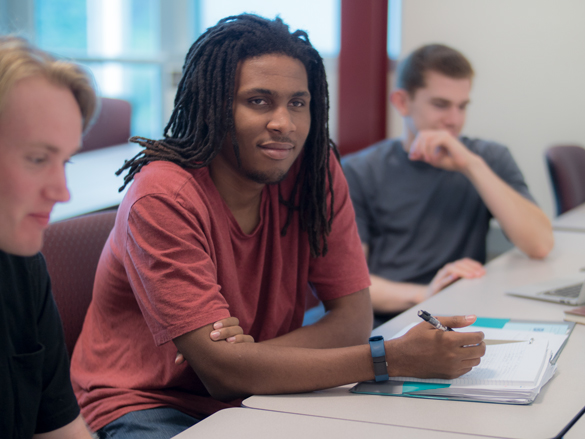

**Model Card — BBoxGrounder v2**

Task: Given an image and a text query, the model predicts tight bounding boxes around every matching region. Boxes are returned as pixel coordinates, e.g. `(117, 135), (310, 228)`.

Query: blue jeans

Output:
(97, 407), (200, 439)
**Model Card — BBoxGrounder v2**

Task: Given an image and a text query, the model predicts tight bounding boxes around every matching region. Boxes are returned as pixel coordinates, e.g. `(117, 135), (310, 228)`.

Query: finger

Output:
(457, 257), (483, 268)
(432, 273), (458, 293)
(408, 137), (424, 160)
(452, 259), (486, 277)
(437, 314), (477, 329)
(451, 259), (480, 271)
(227, 334), (255, 343)
(456, 340), (486, 358)
(421, 135), (441, 162)
(175, 352), (186, 365)
(444, 367), (474, 380)
(213, 316), (240, 330)
(447, 265), (481, 279)
(460, 357), (482, 369)
(210, 325), (244, 341)
(410, 132), (437, 160)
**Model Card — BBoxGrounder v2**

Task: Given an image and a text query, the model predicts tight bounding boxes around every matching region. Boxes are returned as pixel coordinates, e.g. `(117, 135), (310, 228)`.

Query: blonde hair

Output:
(0, 36), (97, 131)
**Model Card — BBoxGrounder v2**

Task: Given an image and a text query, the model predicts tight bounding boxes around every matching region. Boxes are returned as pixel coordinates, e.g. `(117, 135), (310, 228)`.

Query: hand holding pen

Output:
(390, 314), (485, 379)
(418, 310), (454, 331)
(418, 310), (520, 346)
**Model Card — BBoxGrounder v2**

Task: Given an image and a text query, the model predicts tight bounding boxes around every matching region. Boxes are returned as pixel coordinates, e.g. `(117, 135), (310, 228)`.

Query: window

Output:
(199, 0), (340, 57)
(3, 0), (342, 140)
(34, 0), (163, 139)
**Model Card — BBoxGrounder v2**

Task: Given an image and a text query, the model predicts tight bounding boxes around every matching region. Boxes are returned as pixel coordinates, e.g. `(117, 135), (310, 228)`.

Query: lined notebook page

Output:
(393, 339), (549, 386)
(390, 324), (551, 386)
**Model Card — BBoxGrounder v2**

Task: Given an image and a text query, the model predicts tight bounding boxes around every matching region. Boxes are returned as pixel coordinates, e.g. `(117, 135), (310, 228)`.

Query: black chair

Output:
(41, 209), (117, 356)
(545, 144), (585, 216)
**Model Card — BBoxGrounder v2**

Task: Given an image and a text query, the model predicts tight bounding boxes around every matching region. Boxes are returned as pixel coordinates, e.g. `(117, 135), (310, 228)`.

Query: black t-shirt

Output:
(0, 250), (80, 438)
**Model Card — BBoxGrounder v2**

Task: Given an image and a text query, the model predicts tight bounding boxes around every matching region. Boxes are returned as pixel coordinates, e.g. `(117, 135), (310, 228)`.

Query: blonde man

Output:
(0, 36), (96, 439)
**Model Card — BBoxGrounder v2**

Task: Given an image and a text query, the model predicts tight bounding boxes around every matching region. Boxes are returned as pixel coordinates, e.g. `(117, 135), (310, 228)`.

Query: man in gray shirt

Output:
(342, 44), (553, 325)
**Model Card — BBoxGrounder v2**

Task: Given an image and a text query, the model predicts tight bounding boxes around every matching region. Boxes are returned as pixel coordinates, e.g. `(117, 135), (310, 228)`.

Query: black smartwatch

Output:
(368, 335), (389, 382)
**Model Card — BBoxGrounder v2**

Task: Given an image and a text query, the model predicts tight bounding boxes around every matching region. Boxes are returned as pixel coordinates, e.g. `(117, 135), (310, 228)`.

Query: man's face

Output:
(214, 53), (311, 186)
(0, 75), (82, 256)
(398, 70), (472, 138)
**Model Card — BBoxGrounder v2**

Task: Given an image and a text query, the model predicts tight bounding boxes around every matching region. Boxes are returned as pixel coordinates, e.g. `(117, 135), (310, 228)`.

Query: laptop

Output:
(506, 274), (585, 306)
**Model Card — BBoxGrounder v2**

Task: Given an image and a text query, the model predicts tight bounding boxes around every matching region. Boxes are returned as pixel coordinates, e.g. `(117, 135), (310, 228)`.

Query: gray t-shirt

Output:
(342, 137), (535, 284)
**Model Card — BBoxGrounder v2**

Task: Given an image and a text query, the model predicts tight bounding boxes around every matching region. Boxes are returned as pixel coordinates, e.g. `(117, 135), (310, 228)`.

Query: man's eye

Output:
(433, 102), (448, 109)
(290, 100), (305, 107)
(28, 155), (48, 165)
(250, 98), (267, 105)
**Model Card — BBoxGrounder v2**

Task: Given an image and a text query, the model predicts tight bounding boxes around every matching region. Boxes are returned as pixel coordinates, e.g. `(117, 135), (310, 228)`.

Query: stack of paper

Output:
(352, 325), (567, 404)
(393, 337), (554, 404)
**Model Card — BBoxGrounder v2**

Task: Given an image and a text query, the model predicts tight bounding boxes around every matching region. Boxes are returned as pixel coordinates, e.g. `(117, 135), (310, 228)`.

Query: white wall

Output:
(391, 0), (585, 218)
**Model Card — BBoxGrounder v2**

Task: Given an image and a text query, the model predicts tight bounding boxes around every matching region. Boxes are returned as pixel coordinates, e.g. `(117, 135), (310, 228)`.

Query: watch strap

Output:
(368, 336), (389, 382)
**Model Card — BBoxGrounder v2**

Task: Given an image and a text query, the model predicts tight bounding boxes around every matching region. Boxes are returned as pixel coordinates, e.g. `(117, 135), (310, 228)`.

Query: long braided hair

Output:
(117, 14), (338, 257)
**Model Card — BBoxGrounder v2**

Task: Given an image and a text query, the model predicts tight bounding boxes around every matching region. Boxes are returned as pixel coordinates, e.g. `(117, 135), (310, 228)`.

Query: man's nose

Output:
(267, 106), (296, 134)
(444, 106), (464, 127)
(45, 166), (71, 203)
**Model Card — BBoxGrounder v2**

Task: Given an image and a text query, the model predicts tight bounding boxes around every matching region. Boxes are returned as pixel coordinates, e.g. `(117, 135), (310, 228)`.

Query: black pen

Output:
(418, 310), (454, 331)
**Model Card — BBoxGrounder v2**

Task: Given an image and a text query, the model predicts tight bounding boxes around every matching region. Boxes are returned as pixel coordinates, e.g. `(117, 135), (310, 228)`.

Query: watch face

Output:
(369, 335), (384, 342)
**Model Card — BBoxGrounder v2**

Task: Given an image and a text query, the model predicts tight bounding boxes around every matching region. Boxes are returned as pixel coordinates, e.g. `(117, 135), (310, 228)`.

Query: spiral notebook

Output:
(353, 319), (574, 404)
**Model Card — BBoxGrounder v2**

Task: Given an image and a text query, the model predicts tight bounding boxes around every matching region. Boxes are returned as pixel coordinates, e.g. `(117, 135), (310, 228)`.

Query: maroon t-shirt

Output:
(71, 152), (370, 430)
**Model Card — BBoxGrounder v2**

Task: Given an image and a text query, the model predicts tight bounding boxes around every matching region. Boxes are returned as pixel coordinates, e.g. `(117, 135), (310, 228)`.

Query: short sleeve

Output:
(309, 156), (371, 301)
(33, 255), (80, 434)
(123, 194), (230, 345)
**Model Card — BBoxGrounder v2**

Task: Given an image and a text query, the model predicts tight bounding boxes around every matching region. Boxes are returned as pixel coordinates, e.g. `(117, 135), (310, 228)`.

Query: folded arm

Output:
(174, 288), (375, 400)
(174, 302), (485, 401)
(261, 287), (372, 349)
(176, 290), (371, 364)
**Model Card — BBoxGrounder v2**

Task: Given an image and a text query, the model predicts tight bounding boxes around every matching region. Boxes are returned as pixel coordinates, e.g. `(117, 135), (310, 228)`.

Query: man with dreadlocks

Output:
(71, 15), (485, 438)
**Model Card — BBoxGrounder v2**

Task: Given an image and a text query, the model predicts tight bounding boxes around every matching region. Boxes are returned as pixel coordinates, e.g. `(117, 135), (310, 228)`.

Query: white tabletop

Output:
(172, 407), (489, 439)
(243, 231), (585, 439)
(553, 203), (585, 233)
(50, 143), (142, 223)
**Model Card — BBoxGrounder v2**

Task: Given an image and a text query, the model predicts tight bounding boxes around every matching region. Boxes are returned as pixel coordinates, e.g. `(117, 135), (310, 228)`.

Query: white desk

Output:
(553, 203), (585, 233)
(172, 407), (488, 439)
(50, 143), (142, 222)
(244, 231), (585, 439)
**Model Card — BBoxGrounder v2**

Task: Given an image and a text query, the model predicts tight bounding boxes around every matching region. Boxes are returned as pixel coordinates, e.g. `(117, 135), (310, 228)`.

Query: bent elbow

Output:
(202, 375), (252, 402)
(527, 238), (554, 260)
(207, 386), (250, 402)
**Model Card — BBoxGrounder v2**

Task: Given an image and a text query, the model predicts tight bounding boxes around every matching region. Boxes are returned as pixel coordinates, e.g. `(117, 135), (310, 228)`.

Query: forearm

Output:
(175, 315), (487, 401)
(370, 274), (427, 314)
(175, 329), (375, 401)
(464, 156), (553, 259)
(262, 288), (372, 349)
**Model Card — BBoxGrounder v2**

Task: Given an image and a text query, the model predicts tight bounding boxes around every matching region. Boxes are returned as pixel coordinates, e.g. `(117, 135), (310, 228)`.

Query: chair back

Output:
(82, 97), (132, 152)
(545, 145), (585, 216)
(41, 209), (117, 356)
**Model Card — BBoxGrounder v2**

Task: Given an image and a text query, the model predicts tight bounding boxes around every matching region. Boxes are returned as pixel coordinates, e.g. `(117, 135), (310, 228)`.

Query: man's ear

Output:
(390, 89), (411, 116)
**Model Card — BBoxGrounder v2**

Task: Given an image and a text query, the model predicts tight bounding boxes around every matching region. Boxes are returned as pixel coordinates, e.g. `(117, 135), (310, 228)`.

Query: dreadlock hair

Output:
(117, 14), (338, 257)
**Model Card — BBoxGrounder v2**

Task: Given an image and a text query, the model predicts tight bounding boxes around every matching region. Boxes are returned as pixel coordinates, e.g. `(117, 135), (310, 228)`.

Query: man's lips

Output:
(29, 212), (51, 226)
(258, 142), (294, 160)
